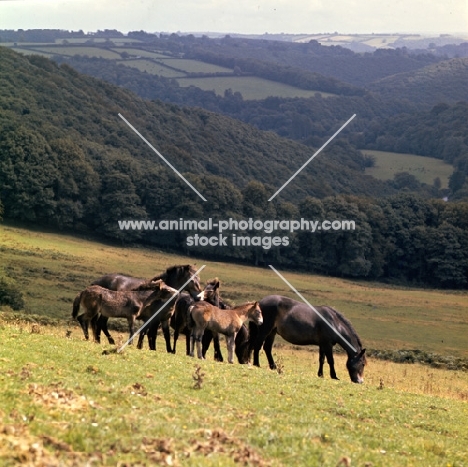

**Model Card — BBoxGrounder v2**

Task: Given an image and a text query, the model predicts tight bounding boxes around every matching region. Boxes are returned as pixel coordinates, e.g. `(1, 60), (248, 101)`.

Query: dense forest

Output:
(1, 36), (468, 288)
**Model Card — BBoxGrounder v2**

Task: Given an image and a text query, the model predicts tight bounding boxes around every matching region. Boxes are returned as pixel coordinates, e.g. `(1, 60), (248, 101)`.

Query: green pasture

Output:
(119, 59), (186, 78)
(1, 224), (467, 359)
(30, 46), (121, 59)
(1, 224), (468, 465)
(112, 48), (172, 59)
(0, 316), (467, 466)
(177, 76), (333, 100)
(363, 150), (453, 188)
(158, 58), (233, 74)
(7, 47), (54, 58)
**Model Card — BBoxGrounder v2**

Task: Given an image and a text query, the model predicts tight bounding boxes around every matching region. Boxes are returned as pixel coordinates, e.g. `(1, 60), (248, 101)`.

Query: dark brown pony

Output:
(75, 265), (200, 348)
(248, 295), (366, 383)
(171, 278), (250, 363)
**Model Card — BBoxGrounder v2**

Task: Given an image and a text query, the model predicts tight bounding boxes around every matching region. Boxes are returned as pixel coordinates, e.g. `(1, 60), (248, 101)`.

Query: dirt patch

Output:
(27, 382), (98, 412)
(186, 428), (270, 466)
(0, 423), (93, 466)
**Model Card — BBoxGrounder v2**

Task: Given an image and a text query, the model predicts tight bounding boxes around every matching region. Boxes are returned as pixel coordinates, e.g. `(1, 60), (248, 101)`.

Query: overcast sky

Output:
(1, 0), (467, 35)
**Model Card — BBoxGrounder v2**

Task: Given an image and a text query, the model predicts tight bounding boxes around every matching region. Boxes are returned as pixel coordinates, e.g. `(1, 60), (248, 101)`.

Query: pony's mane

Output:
(329, 306), (363, 349)
(152, 264), (198, 281)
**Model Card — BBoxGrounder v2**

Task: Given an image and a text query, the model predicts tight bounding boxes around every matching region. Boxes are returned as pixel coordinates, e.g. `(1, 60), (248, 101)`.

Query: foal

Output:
(73, 280), (177, 345)
(189, 301), (263, 364)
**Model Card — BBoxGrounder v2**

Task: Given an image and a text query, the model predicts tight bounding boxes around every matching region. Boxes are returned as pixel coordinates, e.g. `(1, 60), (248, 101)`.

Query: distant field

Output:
(112, 48), (172, 59)
(159, 58), (233, 74)
(363, 150), (453, 188)
(4, 42), (336, 100)
(31, 46), (122, 59)
(177, 76), (332, 100)
(7, 47), (54, 58)
(119, 59), (186, 78)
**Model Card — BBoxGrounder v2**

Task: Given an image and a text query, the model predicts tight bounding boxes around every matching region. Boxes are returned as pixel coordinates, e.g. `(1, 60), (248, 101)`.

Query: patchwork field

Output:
(2, 41), (336, 100)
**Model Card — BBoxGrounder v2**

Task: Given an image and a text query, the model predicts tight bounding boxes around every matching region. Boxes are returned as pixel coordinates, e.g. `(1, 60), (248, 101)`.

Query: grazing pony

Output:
(189, 300), (263, 364)
(75, 265), (201, 347)
(248, 295), (367, 383)
(72, 281), (176, 343)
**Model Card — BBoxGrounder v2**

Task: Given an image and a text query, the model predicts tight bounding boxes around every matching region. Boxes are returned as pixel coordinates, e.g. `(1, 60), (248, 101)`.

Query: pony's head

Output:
(248, 301), (263, 326)
(197, 278), (220, 304)
(346, 348), (367, 384)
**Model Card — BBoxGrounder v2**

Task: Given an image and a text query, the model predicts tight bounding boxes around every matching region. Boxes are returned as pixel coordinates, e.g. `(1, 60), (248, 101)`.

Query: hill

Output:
(369, 57), (468, 107)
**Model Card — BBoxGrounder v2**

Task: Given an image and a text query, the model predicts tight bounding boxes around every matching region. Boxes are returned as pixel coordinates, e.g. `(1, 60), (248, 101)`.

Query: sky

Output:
(0, 0), (467, 36)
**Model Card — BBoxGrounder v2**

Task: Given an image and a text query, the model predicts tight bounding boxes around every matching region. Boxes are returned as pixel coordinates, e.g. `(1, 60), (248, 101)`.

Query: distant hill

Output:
(369, 58), (468, 107)
(0, 47), (393, 230)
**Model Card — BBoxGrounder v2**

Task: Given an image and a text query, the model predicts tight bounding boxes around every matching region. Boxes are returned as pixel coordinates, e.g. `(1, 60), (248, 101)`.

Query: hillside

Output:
(0, 46), (389, 200)
(369, 57), (468, 107)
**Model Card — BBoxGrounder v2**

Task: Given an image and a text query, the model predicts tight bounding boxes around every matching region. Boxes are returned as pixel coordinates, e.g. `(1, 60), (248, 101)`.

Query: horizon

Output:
(1, 0), (466, 37)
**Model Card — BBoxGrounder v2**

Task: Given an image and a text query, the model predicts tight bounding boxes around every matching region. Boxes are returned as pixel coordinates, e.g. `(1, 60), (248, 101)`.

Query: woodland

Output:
(1, 31), (468, 288)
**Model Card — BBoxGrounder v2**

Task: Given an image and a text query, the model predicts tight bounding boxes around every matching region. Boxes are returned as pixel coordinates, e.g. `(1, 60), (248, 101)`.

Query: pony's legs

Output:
(172, 327), (179, 354)
(235, 325), (250, 364)
(319, 345), (338, 380)
(77, 314), (89, 340)
(201, 331), (212, 358)
(185, 330), (191, 356)
(147, 322), (159, 351)
(318, 347), (325, 377)
(212, 334), (223, 362)
(226, 333), (236, 364)
(98, 316), (115, 345)
(202, 331), (224, 362)
(161, 320), (172, 353)
(262, 330), (277, 370)
(192, 329), (205, 359)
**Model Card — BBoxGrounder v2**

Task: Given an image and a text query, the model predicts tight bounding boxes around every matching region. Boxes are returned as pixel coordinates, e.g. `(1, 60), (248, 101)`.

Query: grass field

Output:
(28, 46), (122, 59)
(177, 76), (332, 100)
(120, 59), (186, 78)
(1, 224), (468, 465)
(363, 150), (453, 188)
(158, 58), (233, 74)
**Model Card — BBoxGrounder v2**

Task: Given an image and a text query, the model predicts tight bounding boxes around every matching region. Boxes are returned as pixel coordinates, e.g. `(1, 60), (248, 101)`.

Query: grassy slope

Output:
(1, 224), (467, 358)
(1, 224), (468, 465)
(363, 150), (453, 188)
(1, 311), (467, 466)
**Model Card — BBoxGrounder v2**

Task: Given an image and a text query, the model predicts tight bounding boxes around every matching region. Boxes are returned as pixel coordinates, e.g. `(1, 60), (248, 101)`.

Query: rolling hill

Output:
(369, 57), (468, 107)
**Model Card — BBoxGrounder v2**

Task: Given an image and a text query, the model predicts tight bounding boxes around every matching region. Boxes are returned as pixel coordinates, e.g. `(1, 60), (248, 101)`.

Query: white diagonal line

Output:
(117, 264), (206, 353)
(268, 265), (357, 352)
(118, 113), (207, 202)
(268, 114), (356, 201)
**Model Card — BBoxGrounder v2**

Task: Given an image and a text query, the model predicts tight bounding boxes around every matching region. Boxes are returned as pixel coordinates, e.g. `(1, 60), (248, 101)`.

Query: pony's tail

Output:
(72, 292), (82, 319)
(187, 304), (196, 329)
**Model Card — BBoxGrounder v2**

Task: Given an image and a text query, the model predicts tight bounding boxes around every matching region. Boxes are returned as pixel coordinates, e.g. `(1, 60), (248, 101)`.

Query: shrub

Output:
(0, 275), (25, 311)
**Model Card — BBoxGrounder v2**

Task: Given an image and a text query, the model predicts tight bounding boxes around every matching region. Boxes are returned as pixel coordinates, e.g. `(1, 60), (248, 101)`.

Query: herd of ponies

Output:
(72, 264), (367, 383)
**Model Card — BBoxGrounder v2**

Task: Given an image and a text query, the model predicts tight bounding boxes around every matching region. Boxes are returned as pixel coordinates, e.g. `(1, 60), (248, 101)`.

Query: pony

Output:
(171, 278), (250, 363)
(189, 300), (263, 364)
(248, 295), (366, 383)
(71, 280), (177, 343)
(75, 264), (201, 347)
